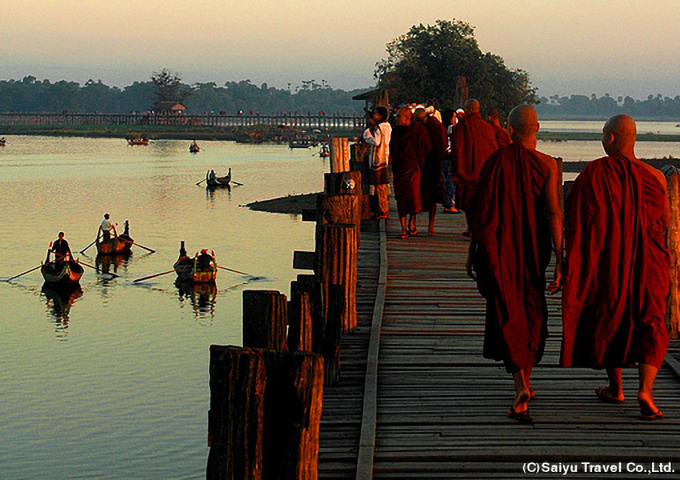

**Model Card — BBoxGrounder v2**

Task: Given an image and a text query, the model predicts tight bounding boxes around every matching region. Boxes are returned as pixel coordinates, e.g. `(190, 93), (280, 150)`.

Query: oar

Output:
(5, 264), (42, 282)
(133, 269), (175, 283)
(231, 180), (244, 186)
(78, 259), (119, 278)
(80, 239), (97, 254)
(132, 242), (156, 253)
(196, 178), (206, 186)
(217, 265), (254, 276)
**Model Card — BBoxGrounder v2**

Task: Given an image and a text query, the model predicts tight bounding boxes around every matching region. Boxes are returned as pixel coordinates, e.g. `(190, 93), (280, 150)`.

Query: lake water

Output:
(0, 137), (326, 479)
(2, 122), (680, 478)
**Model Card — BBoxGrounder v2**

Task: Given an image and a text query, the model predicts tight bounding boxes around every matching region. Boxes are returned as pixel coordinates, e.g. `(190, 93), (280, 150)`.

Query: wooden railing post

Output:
(663, 165), (680, 339)
(329, 137), (350, 173)
(316, 224), (358, 333)
(208, 346), (324, 479)
(288, 288), (313, 352)
(243, 290), (288, 350)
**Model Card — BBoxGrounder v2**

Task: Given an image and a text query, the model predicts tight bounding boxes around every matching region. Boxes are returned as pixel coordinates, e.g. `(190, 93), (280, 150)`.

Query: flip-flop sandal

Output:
(507, 406), (533, 423)
(640, 407), (664, 421)
(397, 233), (408, 239)
(595, 386), (624, 404)
(409, 227), (418, 236)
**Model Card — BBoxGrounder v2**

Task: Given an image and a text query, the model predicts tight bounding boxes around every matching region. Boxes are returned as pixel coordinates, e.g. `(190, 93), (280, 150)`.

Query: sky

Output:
(3, 0), (680, 100)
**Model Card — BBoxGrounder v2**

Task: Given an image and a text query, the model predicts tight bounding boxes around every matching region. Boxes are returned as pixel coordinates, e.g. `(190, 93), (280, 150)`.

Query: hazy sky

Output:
(3, 0), (680, 99)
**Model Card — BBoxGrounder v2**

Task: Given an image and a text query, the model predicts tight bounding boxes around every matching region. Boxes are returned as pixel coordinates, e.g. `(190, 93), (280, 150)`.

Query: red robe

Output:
(491, 123), (511, 148)
(466, 143), (553, 372)
(420, 115), (447, 210)
(390, 123), (431, 217)
(450, 112), (499, 210)
(561, 154), (670, 369)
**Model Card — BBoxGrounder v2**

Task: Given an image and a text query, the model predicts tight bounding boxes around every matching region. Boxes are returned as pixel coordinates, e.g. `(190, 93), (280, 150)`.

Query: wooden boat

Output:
(96, 234), (134, 255)
(127, 137), (149, 146)
(41, 260), (84, 287)
(0, 138), (6, 146)
(173, 242), (217, 283)
(289, 139), (311, 149)
(189, 142), (201, 153)
(206, 168), (231, 188)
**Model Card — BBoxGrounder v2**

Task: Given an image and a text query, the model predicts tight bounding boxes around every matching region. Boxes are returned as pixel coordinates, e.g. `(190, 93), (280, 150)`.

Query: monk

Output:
(450, 99), (499, 213)
(414, 107), (447, 236)
(466, 105), (563, 422)
(488, 108), (511, 148)
(390, 107), (431, 238)
(561, 114), (670, 421)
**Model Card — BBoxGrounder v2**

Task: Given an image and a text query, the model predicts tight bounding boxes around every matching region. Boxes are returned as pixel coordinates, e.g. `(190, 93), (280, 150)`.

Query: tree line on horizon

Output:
(0, 75), (369, 115)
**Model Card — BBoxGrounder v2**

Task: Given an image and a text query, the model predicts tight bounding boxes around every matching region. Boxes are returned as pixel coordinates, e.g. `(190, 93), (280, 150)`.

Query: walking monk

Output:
(390, 107), (431, 238)
(466, 105), (563, 422)
(450, 99), (498, 212)
(561, 114), (670, 421)
(414, 107), (447, 236)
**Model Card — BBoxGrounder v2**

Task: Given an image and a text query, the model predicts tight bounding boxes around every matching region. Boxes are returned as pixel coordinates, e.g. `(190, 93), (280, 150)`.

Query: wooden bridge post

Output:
(287, 288), (313, 352)
(293, 276), (325, 355)
(329, 137), (350, 173)
(316, 224), (358, 332)
(316, 193), (361, 247)
(208, 345), (324, 480)
(242, 290), (288, 350)
(323, 285), (344, 385)
(664, 165), (680, 338)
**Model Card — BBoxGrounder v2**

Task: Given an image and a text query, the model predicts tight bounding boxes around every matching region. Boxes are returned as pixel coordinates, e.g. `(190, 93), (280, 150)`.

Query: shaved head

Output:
(464, 99), (480, 114)
(396, 107), (412, 126)
(602, 114), (636, 156)
(508, 105), (539, 140)
(413, 107), (428, 123)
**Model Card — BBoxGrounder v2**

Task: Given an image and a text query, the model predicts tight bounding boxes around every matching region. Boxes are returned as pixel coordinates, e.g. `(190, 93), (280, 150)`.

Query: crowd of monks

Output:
(362, 101), (671, 423)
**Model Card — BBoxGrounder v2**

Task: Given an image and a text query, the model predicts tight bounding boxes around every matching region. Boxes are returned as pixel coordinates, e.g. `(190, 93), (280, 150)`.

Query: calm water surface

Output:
(0, 137), (327, 479)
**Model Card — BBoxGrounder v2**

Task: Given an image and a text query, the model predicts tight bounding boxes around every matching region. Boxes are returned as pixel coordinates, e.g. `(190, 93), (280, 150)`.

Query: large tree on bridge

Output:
(374, 19), (537, 115)
(150, 69), (194, 110)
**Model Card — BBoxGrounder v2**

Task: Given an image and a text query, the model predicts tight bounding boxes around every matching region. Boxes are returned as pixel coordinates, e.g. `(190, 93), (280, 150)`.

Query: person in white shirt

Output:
(362, 106), (392, 219)
(99, 213), (117, 242)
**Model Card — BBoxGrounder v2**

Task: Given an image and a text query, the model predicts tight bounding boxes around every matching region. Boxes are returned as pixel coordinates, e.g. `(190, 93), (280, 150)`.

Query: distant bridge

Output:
(0, 112), (367, 131)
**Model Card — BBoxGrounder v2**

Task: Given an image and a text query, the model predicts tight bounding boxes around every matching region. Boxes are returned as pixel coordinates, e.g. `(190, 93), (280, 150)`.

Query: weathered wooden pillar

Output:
(324, 170), (362, 195)
(207, 346), (266, 480)
(208, 346), (324, 480)
(323, 285), (343, 385)
(243, 290), (288, 350)
(316, 224), (358, 332)
(293, 276), (325, 355)
(316, 193), (361, 248)
(664, 165), (680, 338)
(287, 288), (313, 352)
(329, 137), (350, 173)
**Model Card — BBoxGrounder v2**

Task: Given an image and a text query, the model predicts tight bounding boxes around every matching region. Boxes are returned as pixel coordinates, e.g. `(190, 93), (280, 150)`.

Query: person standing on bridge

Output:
(561, 115), (670, 421)
(466, 104), (563, 422)
(363, 106), (392, 220)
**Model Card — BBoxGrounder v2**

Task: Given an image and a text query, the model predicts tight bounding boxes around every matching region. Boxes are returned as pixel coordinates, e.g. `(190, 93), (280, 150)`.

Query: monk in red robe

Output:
(450, 99), (499, 212)
(561, 114), (670, 420)
(414, 107), (447, 236)
(466, 105), (563, 422)
(390, 107), (431, 238)
(488, 108), (511, 148)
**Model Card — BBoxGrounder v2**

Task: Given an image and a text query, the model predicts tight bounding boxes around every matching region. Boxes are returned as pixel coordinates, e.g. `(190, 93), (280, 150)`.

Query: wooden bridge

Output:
(317, 201), (680, 479)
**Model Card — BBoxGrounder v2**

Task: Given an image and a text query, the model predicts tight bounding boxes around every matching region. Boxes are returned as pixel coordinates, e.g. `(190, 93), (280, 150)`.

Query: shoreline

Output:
(3, 125), (680, 143)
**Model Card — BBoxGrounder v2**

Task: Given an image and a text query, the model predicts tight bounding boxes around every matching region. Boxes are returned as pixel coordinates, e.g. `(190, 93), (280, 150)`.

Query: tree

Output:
(150, 69), (194, 110)
(374, 19), (537, 114)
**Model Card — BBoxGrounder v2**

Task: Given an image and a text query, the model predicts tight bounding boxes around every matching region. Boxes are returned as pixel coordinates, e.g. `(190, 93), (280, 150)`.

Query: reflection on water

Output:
(176, 279), (218, 320)
(41, 282), (83, 338)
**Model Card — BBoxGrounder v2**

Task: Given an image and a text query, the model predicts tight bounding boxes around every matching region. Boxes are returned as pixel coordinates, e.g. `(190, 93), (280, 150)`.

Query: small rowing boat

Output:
(96, 234), (133, 255)
(206, 168), (231, 188)
(41, 260), (84, 287)
(127, 136), (149, 146)
(173, 242), (217, 283)
(190, 141), (200, 153)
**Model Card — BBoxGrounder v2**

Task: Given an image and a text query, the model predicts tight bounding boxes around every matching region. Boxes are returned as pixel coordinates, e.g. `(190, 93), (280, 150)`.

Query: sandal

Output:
(507, 406), (533, 423)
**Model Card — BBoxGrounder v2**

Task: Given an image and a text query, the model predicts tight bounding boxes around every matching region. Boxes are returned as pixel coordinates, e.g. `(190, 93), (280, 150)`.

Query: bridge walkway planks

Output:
(318, 201), (680, 479)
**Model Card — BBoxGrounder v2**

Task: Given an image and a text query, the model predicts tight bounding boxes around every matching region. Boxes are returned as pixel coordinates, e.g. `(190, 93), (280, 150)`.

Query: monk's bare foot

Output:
(638, 392), (663, 420)
(595, 386), (624, 404)
(428, 229), (437, 236)
(512, 389), (531, 414)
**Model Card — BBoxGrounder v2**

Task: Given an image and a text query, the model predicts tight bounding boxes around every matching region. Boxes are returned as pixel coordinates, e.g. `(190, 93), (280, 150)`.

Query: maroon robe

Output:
(561, 154), (670, 369)
(420, 115), (447, 210)
(466, 143), (553, 372)
(450, 112), (499, 210)
(491, 123), (511, 148)
(390, 123), (431, 217)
